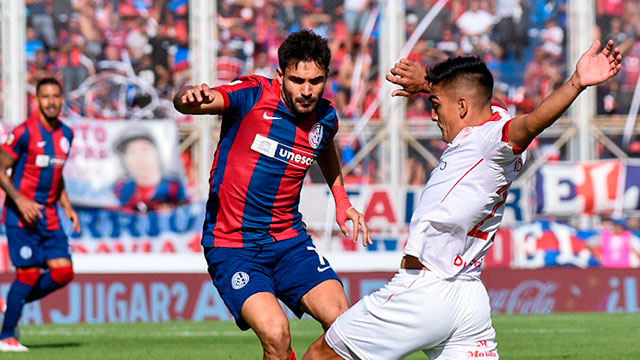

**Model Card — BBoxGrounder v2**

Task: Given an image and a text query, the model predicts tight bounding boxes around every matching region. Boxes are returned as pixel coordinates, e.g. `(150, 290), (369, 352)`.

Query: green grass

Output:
(7, 313), (640, 359)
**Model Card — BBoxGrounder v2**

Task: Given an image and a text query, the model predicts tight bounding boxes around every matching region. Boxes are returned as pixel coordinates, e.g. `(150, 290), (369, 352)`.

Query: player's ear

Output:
(276, 68), (284, 84)
(458, 97), (468, 119)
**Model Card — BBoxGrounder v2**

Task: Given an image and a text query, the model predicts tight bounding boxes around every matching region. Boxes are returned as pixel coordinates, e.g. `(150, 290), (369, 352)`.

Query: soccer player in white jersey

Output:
(303, 40), (622, 360)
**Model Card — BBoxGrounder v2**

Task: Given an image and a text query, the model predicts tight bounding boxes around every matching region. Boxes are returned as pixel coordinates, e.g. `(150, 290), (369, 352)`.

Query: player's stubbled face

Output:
(428, 83), (456, 143)
(36, 83), (64, 120)
(278, 60), (327, 117)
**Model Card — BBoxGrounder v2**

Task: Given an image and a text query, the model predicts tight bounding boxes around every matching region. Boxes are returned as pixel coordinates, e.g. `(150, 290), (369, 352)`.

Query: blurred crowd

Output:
(10, 0), (640, 184)
(24, 0), (189, 120)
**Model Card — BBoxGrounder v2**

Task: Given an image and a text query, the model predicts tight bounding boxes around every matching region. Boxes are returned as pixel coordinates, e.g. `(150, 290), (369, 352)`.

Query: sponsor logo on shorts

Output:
(466, 350), (498, 358)
(20, 246), (32, 260)
(317, 266), (331, 272)
(231, 271), (250, 290)
(251, 134), (315, 169)
(309, 123), (323, 149)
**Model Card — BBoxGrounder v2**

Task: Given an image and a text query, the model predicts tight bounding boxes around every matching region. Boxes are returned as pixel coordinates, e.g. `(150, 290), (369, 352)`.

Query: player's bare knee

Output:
(257, 321), (291, 354)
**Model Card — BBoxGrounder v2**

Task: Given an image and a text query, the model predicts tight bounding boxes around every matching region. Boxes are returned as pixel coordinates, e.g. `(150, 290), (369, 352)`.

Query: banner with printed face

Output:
(63, 119), (187, 210)
(535, 160), (625, 216)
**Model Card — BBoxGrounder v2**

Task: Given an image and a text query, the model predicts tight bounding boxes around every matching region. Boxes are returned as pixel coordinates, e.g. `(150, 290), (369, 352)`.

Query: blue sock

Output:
(1, 280), (33, 340)
(26, 271), (63, 303)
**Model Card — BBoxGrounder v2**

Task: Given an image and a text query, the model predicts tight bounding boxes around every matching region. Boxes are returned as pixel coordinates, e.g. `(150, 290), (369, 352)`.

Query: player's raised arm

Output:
(316, 140), (372, 246)
(507, 40), (622, 150)
(173, 83), (226, 115)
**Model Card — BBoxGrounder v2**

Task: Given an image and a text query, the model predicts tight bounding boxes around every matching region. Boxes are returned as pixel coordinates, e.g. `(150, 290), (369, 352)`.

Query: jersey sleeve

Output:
(1, 124), (30, 159)
(476, 105), (523, 164)
(213, 75), (263, 119)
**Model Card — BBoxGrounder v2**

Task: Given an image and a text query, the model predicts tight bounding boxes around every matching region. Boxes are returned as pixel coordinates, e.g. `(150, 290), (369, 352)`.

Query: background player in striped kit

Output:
(0, 78), (80, 352)
(174, 30), (371, 360)
(304, 40), (622, 360)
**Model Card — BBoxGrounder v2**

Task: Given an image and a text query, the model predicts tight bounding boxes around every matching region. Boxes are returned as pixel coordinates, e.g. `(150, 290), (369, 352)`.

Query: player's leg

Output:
(424, 279), (499, 360)
(241, 292), (297, 360)
(300, 279), (349, 330)
(204, 245), (297, 360)
(306, 269), (455, 360)
(25, 258), (74, 302)
(0, 267), (39, 344)
(272, 236), (346, 329)
(0, 226), (45, 351)
(25, 229), (74, 302)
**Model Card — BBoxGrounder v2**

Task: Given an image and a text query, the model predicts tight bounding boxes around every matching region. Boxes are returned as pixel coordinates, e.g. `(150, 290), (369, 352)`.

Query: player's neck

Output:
(38, 114), (59, 130)
(467, 105), (494, 127)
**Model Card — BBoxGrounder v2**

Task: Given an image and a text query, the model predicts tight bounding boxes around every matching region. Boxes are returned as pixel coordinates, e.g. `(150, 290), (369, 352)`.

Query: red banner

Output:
(1, 269), (638, 325)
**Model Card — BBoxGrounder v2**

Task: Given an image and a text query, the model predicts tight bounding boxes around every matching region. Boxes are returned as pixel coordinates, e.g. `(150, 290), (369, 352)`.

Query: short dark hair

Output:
(278, 30), (331, 75)
(36, 78), (63, 94)
(426, 56), (493, 101)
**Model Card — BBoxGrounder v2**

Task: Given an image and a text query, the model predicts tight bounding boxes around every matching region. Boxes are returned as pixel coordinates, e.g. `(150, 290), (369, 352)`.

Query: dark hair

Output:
(36, 77), (63, 94)
(278, 30), (331, 74)
(426, 56), (493, 101)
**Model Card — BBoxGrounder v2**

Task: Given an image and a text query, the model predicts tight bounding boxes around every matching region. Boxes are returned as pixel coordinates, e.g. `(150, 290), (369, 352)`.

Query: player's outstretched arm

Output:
(0, 150), (43, 224)
(508, 40), (622, 150)
(173, 83), (225, 115)
(316, 141), (372, 247)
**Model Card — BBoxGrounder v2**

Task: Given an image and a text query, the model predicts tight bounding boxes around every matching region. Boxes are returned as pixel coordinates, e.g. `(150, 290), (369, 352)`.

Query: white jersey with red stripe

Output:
(404, 104), (525, 280)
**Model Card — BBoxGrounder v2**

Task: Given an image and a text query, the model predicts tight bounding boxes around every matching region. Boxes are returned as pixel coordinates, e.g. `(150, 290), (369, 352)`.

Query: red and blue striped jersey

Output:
(1, 116), (74, 231)
(203, 75), (339, 248)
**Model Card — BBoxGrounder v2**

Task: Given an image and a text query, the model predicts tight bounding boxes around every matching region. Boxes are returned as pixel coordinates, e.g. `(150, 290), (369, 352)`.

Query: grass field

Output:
(6, 313), (640, 359)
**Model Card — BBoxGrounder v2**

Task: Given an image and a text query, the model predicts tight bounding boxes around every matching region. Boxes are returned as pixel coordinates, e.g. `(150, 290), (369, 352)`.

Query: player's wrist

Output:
(570, 73), (585, 92)
(331, 184), (352, 210)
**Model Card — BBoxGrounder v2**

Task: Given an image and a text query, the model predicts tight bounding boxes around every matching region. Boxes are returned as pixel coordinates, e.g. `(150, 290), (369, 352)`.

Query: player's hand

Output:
(180, 83), (215, 105)
(386, 58), (431, 97)
(341, 207), (373, 247)
(15, 196), (44, 225)
(573, 39), (622, 89)
(64, 206), (81, 233)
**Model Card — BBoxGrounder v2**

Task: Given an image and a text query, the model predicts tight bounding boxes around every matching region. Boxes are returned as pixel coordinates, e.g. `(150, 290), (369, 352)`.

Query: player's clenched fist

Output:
(173, 83), (224, 115)
(181, 83), (214, 105)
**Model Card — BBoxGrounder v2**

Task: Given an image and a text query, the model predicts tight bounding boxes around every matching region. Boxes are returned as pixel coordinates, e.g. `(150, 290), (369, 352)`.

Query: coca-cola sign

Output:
(482, 268), (640, 313)
(489, 280), (558, 313)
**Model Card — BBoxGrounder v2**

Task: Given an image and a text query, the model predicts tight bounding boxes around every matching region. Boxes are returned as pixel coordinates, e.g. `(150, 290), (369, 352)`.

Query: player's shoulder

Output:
(315, 98), (339, 120)
(216, 75), (266, 93)
(59, 120), (74, 138)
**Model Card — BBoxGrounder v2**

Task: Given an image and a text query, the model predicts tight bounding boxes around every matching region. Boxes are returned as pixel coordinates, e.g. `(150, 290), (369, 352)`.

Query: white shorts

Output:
(325, 269), (498, 360)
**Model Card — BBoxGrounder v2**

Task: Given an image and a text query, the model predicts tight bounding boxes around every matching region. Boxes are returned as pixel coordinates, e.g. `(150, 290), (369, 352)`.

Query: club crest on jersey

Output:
(59, 137), (70, 154)
(231, 271), (250, 290)
(309, 123), (323, 149)
(251, 134), (314, 169)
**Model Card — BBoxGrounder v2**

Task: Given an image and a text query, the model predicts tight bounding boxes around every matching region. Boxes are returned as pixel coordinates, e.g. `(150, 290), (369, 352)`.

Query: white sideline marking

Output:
(502, 328), (589, 334)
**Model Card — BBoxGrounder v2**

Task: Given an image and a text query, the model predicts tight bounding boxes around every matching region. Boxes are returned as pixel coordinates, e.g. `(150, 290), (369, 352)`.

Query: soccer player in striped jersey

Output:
(0, 78), (80, 352)
(305, 41), (622, 360)
(174, 30), (371, 360)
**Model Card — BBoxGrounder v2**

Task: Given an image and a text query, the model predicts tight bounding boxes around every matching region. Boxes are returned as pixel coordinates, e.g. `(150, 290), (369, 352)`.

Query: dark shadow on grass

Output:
(26, 342), (82, 349)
